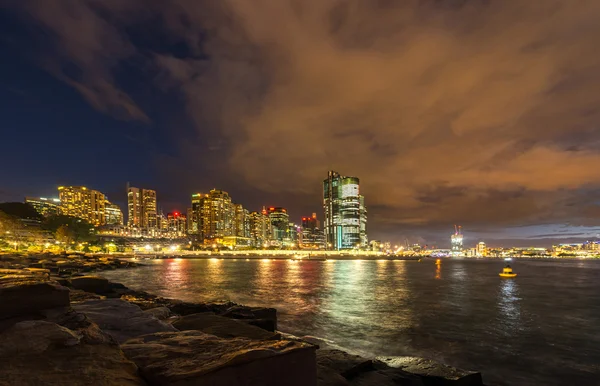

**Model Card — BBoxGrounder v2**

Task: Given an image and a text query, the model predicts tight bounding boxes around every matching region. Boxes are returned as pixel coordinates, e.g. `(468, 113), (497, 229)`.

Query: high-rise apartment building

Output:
(301, 213), (326, 249)
(249, 209), (271, 247)
(323, 171), (367, 250)
(451, 225), (463, 255)
(58, 186), (106, 226)
(267, 207), (289, 242)
(167, 212), (187, 237)
(105, 202), (123, 225)
(127, 187), (157, 229)
(233, 204), (251, 238)
(190, 190), (234, 241)
(25, 197), (61, 217)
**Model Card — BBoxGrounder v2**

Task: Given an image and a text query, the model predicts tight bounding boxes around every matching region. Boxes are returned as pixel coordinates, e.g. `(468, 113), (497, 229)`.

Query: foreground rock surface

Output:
(0, 320), (143, 386)
(0, 274), (70, 330)
(73, 299), (176, 343)
(172, 313), (280, 340)
(377, 356), (484, 386)
(122, 330), (317, 386)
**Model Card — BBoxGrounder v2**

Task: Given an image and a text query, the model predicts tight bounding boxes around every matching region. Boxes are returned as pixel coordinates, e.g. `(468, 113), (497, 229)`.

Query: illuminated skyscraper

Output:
(58, 186), (106, 226)
(105, 201), (123, 225)
(190, 190), (234, 241)
(25, 197), (61, 217)
(451, 225), (464, 255)
(233, 204), (251, 238)
(127, 187), (157, 229)
(167, 212), (187, 237)
(323, 171), (367, 250)
(267, 207), (289, 242)
(249, 209), (271, 247)
(477, 241), (487, 257)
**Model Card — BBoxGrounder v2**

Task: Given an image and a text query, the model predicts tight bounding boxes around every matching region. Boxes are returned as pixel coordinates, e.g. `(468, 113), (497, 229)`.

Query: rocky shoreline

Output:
(0, 253), (486, 385)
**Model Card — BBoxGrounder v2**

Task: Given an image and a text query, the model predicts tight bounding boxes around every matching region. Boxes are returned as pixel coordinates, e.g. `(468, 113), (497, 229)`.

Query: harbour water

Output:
(102, 258), (600, 385)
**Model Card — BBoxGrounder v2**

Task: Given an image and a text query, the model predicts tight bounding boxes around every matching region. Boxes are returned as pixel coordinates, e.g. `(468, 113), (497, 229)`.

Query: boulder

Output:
(144, 307), (171, 320)
(317, 349), (374, 379)
(318, 365), (350, 386)
(0, 321), (143, 385)
(349, 369), (424, 386)
(171, 313), (280, 340)
(70, 276), (111, 294)
(0, 276), (70, 321)
(73, 299), (176, 343)
(167, 300), (236, 316)
(0, 320), (80, 356)
(376, 357), (483, 386)
(122, 330), (317, 386)
(70, 289), (105, 303)
(222, 305), (278, 331)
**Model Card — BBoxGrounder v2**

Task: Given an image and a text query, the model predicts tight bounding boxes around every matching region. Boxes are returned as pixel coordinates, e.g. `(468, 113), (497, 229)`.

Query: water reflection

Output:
(435, 261), (442, 280)
(498, 278), (521, 330)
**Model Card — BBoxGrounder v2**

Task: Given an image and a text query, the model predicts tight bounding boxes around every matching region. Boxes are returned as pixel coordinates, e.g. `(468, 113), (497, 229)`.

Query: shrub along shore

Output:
(0, 252), (486, 386)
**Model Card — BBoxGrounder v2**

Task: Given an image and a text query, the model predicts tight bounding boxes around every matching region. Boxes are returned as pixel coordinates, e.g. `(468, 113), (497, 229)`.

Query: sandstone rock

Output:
(172, 313), (280, 340)
(167, 300), (236, 316)
(0, 276), (70, 321)
(318, 365), (350, 386)
(0, 320), (80, 356)
(317, 349), (374, 379)
(70, 289), (105, 303)
(71, 276), (111, 294)
(222, 305), (278, 331)
(376, 357), (483, 386)
(144, 306), (171, 320)
(0, 337), (143, 385)
(73, 299), (176, 343)
(122, 330), (317, 386)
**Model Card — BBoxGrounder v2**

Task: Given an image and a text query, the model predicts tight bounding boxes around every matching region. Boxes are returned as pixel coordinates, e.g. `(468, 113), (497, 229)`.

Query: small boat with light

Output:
(499, 265), (517, 278)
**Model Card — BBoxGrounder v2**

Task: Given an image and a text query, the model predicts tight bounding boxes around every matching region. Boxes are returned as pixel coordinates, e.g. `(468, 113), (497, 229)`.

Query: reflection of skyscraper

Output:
(451, 225), (464, 255)
(323, 171), (367, 250)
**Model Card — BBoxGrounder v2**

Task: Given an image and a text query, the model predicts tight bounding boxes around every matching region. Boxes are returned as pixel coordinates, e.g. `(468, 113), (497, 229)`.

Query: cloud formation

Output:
(8, 0), (600, 241)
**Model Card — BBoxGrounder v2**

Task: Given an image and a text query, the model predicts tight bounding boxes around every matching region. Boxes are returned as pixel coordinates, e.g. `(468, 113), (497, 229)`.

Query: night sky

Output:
(2, 1), (600, 247)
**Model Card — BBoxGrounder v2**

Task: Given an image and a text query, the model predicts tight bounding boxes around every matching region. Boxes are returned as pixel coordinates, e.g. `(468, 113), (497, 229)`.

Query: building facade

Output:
(301, 213), (326, 249)
(167, 212), (187, 237)
(58, 186), (106, 226)
(127, 187), (157, 230)
(323, 171), (367, 250)
(451, 225), (464, 255)
(105, 202), (123, 225)
(249, 210), (271, 247)
(25, 197), (61, 217)
(267, 207), (289, 242)
(190, 190), (234, 242)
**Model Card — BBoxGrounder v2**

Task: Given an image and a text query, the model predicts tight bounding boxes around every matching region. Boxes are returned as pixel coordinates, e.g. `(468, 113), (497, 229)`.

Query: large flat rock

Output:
(73, 299), (176, 343)
(0, 275), (70, 321)
(0, 320), (143, 386)
(317, 349), (374, 379)
(70, 276), (111, 294)
(376, 356), (483, 386)
(122, 330), (317, 386)
(172, 313), (280, 340)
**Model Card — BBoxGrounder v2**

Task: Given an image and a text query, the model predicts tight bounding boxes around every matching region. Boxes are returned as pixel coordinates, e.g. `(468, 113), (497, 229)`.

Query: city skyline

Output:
(2, 2), (600, 247)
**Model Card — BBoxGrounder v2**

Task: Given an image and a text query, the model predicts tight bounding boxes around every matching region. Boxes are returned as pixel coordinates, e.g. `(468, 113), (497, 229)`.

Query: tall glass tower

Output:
(323, 171), (367, 250)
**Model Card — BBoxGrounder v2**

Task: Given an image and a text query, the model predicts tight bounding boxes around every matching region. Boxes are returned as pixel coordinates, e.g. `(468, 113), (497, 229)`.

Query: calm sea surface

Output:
(101, 258), (600, 386)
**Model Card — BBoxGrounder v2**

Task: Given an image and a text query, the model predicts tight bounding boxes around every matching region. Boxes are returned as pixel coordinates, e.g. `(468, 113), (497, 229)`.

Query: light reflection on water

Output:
(102, 258), (600, 386)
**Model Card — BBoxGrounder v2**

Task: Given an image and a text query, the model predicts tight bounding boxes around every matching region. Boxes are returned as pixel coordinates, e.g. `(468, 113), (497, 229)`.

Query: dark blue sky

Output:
(2, 1), (600, 247)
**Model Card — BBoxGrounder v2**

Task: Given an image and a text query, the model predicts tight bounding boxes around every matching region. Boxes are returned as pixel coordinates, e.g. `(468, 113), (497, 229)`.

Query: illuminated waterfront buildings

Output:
(167, 212), (187, 237)
(477, 241), (487, 257)
(451, 225), (464, 255)
(233, 204), (251, 238)
(267, 207), (289, 242)
(190, 190), (234, 241)
(301, 213), (325, 249)
(105, 202), (123, 225)
(249, 209), (271, 247)
(25, 197), (61, 217)
(58, 186), (106, 226)
(127, 187), (157, 229)
(323, 170), (367, 250)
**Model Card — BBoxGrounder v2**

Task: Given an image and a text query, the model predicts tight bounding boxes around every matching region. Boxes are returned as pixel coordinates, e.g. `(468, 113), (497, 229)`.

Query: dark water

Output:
(102, 258), (600, 385)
